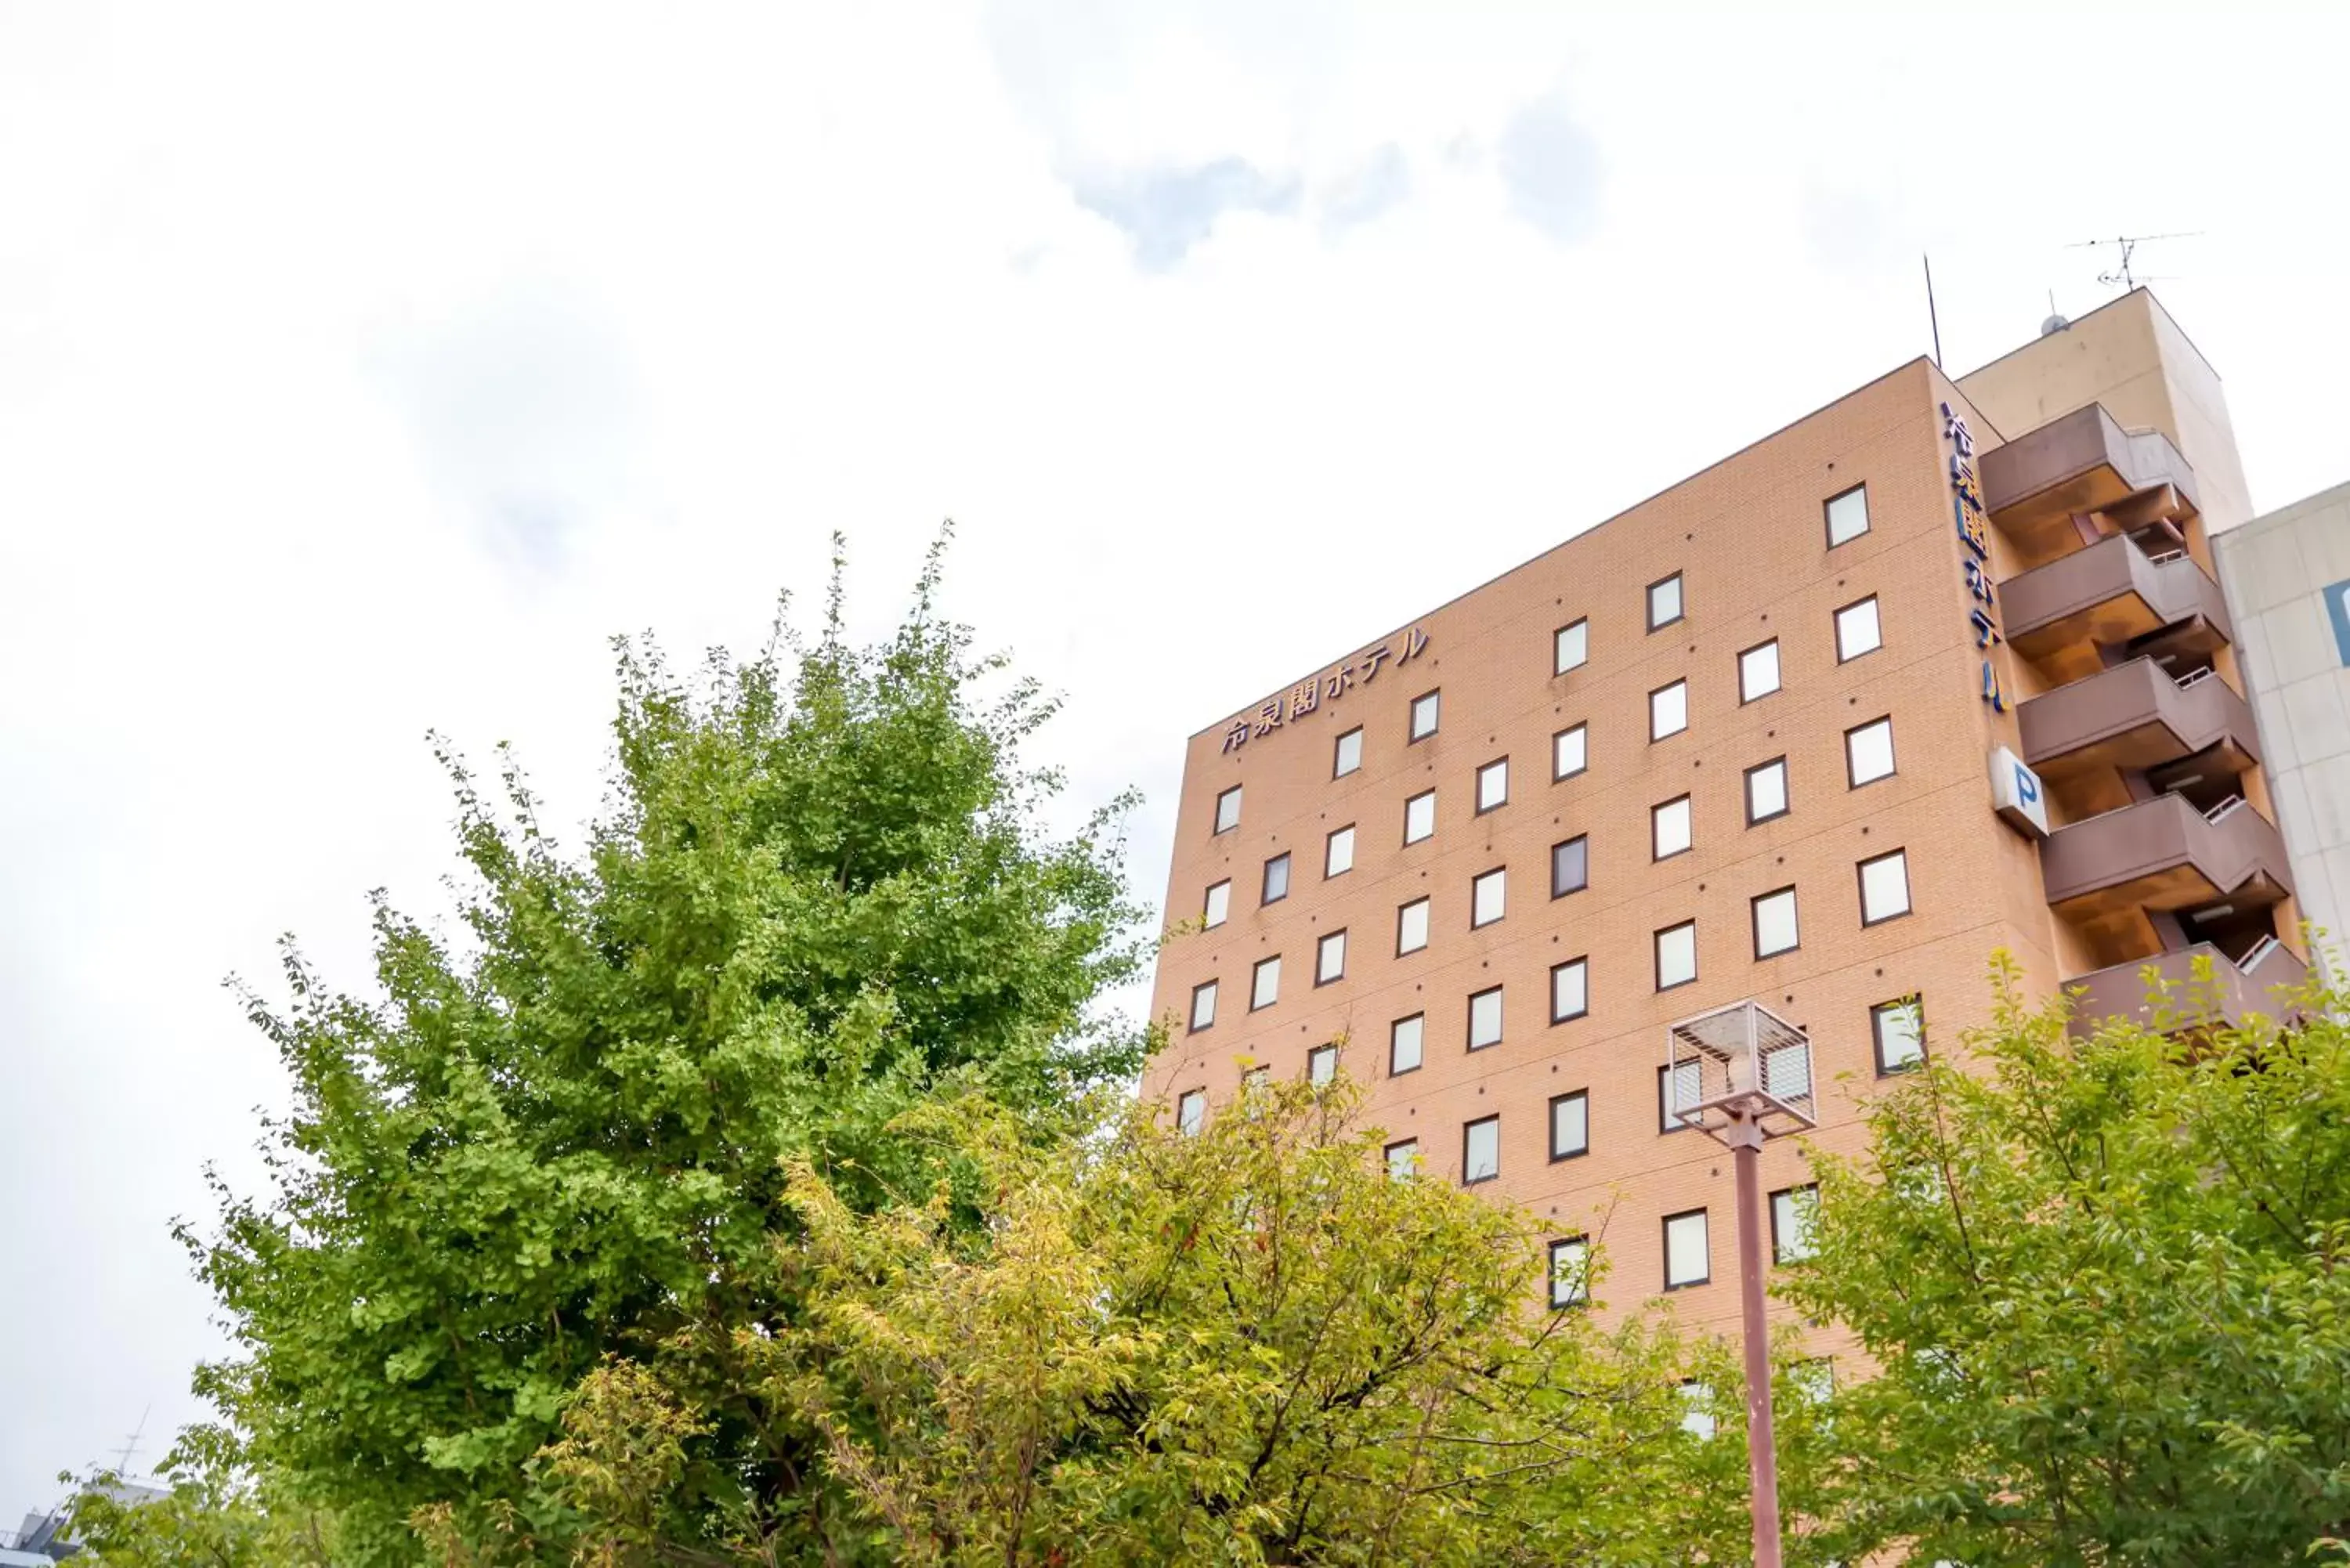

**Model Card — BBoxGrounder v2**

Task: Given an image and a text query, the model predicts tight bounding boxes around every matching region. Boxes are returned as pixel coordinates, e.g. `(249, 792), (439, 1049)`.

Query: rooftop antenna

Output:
(110, 1405), (150, 1479)
(2069, 231), (2202, 291)
(1922, 253), (1943, 367)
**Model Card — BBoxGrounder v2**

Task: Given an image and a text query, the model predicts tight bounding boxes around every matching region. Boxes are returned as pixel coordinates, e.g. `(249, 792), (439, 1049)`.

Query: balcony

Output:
(1980, 403), (2200, 568)
(2066, 941), (2308, 1039)
(2019, 657), (2259, 790)
(2040, 793), (2294, 966)
(2001, 533), (2233, 684)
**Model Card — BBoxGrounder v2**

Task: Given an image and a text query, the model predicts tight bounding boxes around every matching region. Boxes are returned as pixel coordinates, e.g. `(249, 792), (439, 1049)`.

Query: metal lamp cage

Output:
(1665, 999), (1817, 1143)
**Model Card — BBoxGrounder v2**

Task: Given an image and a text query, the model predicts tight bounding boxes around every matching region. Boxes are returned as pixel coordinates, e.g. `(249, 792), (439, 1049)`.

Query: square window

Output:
(1553, 722), (1588, 780)
(1404, 789), (1437, 845)
(1859, 849), (1912, 925)
(1250, 954), (1282, 1010)
(1307, 1042), (1339, 1086)
(1739, 639), (1781, 703)
(1836, 595), (1882, 662)
(1551, 835), (1589, 898)
(1262, 852), (1291, 905)
(1791, 1357), (1835, 1405)
(1241, 1065), (1269, 1101)
(1846, 716), (1896, 787)
(1396, 897), (1430, 955)
(1554, 618), (1589, 676)
(1409, 688), (1441, 742)
(1752, 886), (1799, 958)
(1333, 726), (1364, 778)
(1467, 985), (1504, 1050)
(1550, 957), (1589, 1024)
(1873, 996), (1925, 1074)
(1549, 1235), (1590, 1308)
(1462, 1115), (1500, 1184)
(1550, 1089), (1589, 1160)
(1177, 1089), (1206, 1137)
(1679, 1380), (1717, 1440)
(1651, 795), (1693, 860)
(1647, 572), (1684, 631)
(1650, 679), (1688, 741)
(1203, 880), (1231, 928)
(1476, 757), (1509, 813)
(1745, 757), (1789, 825)
(1664, 1209), (1711, 1289)
(1214, 786), (1242, 834)
(1654, 920), (1697, 990)
(1316, 929), (1347, 985)
(1771, 1185), (1819, 1264)
(1471, 866), (1506, 929)
(1825, 483), (1871, 548)
(1390, 1013), (1425, 1075)
(1325, 824), (1356, 878)
(1385, 1138), (1419, 1180)
(1659, 1060), (1702, 1133)
(1188, 980), (1217, 1032)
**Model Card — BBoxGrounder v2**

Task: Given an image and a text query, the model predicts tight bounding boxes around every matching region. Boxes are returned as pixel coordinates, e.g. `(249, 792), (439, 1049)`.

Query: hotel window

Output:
(1396, 896), (1430, 955)
(1385, 1138), (1419, 1180)
(1659, 1059), (1702, 1133)
(1549, 1089), (1589, 1160)
(1202, 880), (1231, 928)
(1390, 1012), (1425, 1075)
(1551, 834), (1589, 898)
(1250, 954), (1282, 1010)
(1663, 1208), (1711, 1290)
(1467, 985), (1504, 1050)
(1651, 794), (1693, 860)
(1836, 594), (1882, 661)
(1654, 919), (1697, 990)
(1846, 715), (1896, 787)
(1404, 789), (1437, 845)
(1471, 866), (1506, 929)
(1333, 725), (1364, 778)
(1791, 1357), (1835, 1405)
(1462, 1115), (1500, 1185)
(1214, 786), (1242, 834)
(1325, 824), (1356, 878)
(1307, 1042), (1339, 1086)
(1859, 849), (1912, 925)
(1824, 482), (1871, 548)
(1650, 679), (1688, 741)
(1241, 1065), (1269, 1102)
(1188, 980), (1217, 1032)
(1679, 1381), (1717, 1440)
(1553, 721), (1588, 780)
(1873, 996), (1925, 1074)
(1261, 851), (1290, 905)
(1177, 1089), (1206, 1137)
(1409, 688), (1441, 742)
(1550, 956), (1589, 1024)
(1739, 638), (1781, 703)
(1554, 617), (1589, 675)
(1648, 571), (1684, 631)
(1745, 757), (1789, 825)
(1771, 1184), (1819, 1265)
(1476, 757), (1509, 813)
(1549, 1236), (1590, 1309)
(1752, 886), (1799, 959)
(1316, 929), (1347, 985)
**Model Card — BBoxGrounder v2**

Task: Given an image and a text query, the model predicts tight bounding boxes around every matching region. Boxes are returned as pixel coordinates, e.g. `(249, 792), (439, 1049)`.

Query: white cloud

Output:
(3, 0), (2348, 1519)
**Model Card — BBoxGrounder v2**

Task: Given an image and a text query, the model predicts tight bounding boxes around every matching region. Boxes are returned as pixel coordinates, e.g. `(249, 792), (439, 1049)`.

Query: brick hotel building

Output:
(1141, 290), (2305, 1344)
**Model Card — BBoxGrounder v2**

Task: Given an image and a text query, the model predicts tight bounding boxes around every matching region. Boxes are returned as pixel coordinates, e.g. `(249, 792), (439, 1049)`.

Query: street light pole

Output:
(1730, 1115), (1784, 1568)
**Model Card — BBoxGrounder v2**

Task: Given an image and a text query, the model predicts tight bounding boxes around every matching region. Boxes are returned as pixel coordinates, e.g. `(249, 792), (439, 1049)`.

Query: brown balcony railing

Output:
(2041, 790), (2294, 934)
(2019, 656), (2260, 781)
(1980, 403), (2201, 565)
(2002, 533), (2232, 681)
(2065, 941), (2308, 1039)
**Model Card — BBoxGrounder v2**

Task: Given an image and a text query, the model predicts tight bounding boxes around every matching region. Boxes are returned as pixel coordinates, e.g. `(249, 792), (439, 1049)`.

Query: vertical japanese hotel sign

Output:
(1942, 401), (2007, 712)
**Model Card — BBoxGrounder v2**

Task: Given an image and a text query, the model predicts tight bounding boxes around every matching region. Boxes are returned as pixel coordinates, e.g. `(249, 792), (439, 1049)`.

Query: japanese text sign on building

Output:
(1943, 400), (2007, 714)
(1220, 626), (1431, 753)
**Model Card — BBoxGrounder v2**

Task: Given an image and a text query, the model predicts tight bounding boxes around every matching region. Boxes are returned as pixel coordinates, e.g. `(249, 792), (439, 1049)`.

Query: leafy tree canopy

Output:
(183, 540), (1148, 1561)
(1780, 958), (2350, 1567)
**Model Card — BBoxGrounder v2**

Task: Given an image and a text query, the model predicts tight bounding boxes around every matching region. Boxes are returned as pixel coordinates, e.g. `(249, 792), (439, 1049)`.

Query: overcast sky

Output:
(5, 0), (2348, 1521)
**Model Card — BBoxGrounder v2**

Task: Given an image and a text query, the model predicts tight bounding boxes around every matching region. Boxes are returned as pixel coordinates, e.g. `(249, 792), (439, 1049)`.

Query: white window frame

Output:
(1650, 679), (1688, 741)
(1549, 1089), (1589, 1160)
(1752, 886), (1799, 959)
(1203, 880), (1231, 928)
(1549, 1236), (1590, 1308)
(1664, 1209), (1711, 1290)
(1189, 980), (1217, 1032)
(1462, 1115), (1500, 1184)
(1467, 985), (1504, 1050)
(1316, 928), (1347, 985)
(1396, 897), (1430, 955)
(1214, 785), (1242, 834)
(1307, 1042), (1339, 1086)
(1647, 572), (1684, 631)
(1250, 954), (1282, 1010)
(1408, 688), (1441, 742)
(1177, 1089), (1206, 1137)
(1836, 594), (1882, 662)
(1553, 722), (1588, 781)
(1873, 996), (1925, 1075)
(1846, 716), (1896, 788)
(1745, 757), (1789, 825)
(1325, 824), (1356, 879)
(1655, 920), (1697, 991)
(1384, 1138), (1419, 1180)
(1333, 725), (1364, 778)
(1471, 866), (1506, 929)
(1652, 795), (1693, 860)
(1860, 849), (1912, 926)
(1771, 1184), (1819, 1264)
(1825, 483), (1870, 548)
(1554, 617), (1589, 676)
(1389, 1013), (1425, 1075)
(1404, 789), (1437, 845)
(1550, 956), (1589, 1024)
(1739, 638), (1781, 703)
(1476, 757), (1509, 814)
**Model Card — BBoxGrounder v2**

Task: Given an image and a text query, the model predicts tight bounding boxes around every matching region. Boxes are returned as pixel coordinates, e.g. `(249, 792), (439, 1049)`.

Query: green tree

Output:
(541, 1075), (1760, 1566)
(1777, 958), (2350, 1566)
(182, 541), (1147, 1563)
